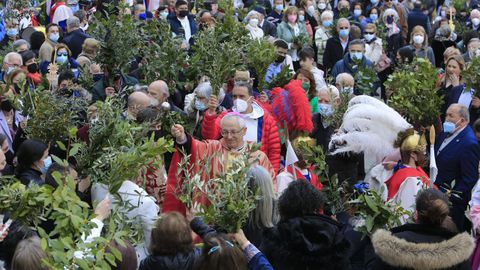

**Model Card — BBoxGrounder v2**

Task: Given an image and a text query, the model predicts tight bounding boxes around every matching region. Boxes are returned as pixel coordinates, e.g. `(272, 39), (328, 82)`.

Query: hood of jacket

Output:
(140, 249), (200, 270)
(262, 215), (351, 267)
(372, 227), (475, 270)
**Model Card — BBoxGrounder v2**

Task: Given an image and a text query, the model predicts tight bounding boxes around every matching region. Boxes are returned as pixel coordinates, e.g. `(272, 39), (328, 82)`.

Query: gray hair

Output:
(452, 103), (470, 122)
(336, 18), (350, 30)
(247, 165), (278, 228)
(348, 39), (365, 49)
(3, 52), (22, 66)
(12, 39), (30, 51)
(67, 16), (80, 28)
(321, 10), (334, 21)
(194, 82), (213, 98)
(220, 114), (246, 129)
(382, 8), (399, 22)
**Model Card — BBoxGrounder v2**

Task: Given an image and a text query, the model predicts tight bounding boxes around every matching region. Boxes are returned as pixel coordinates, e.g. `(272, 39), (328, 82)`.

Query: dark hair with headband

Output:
(195, 234), (247, 270)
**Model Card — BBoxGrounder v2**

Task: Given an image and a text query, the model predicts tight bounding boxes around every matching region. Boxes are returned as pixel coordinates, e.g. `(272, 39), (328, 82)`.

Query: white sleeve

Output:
(276, 171), (295, 195)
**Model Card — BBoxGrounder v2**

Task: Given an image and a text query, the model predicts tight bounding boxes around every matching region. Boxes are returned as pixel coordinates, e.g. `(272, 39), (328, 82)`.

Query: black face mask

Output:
(27, 63), (38, 73)
(0, 100), (13, 112)
(13, 84), (21, 94)
(179, 10), (189, 17)
(275, 55), (286, 63)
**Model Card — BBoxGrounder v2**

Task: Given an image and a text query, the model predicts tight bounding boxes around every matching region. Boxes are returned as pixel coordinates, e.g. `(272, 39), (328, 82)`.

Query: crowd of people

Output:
(0, 0), (480, 269)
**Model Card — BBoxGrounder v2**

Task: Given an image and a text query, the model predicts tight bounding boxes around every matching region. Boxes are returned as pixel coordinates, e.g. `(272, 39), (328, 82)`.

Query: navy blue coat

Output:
(331, 53), (375, 82)
(168, 14), (198, 45)
(63, 29), (90, 59)
(435, 126), (480, 230)
(407, 8), (430, 38)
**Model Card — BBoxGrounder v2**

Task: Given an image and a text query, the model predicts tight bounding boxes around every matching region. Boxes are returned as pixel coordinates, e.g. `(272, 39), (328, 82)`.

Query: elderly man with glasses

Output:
(163, 113), (275, 215)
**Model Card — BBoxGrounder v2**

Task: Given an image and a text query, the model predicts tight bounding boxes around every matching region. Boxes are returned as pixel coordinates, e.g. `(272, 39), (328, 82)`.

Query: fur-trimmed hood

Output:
(372, 227), (475, 270)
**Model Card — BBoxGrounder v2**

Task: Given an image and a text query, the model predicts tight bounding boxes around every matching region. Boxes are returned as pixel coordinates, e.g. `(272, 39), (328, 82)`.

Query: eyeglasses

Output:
(364, 31), (375, 34)
(221, 128), (244, 136)
(339, 27), (349, 30)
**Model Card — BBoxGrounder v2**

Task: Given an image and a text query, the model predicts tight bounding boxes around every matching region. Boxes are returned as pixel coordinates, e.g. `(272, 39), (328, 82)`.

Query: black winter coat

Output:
(16, 168), (43, 186)
(260, 214), (351, 270)
(369, 223), (474, 270)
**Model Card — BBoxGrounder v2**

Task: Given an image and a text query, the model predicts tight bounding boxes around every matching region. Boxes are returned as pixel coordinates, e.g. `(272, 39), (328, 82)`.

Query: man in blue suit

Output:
(435, 103), (480, 231)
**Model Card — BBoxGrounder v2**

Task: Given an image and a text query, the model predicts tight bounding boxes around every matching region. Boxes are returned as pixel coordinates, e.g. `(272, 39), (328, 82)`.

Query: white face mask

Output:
(249, 18), (259, 27)
(318, 2), (326, 9)
(413, 34), (424, 45)
(472, 18), (480, 26)
(233, 99), (249, 113)
(150, 98), (160, 107)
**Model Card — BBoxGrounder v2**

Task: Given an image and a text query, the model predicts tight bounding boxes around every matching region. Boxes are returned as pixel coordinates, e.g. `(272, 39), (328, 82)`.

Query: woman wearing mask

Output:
(405, 25), (435, 66)
(0, 19), (20, 50)
(293, 68), (318, 113)
(20, 50), (41, 86)
(316, 0), (332, 12)
(382, 9), (405, 60)
(184, 81), (225, 139)
(15, 139), (51, 186)
(314, 10), (333, 70)
(0, 73), (25, 159)
(431, 26), (456, 68)
(300, 0), (319, 30)
(360, 7), (379, 30)
(39, 23), (62, 64)
(246, 12), (264, 40)
(369, 189), (474, 270)
(40, 44), (79, 76)
(277, 6), (309, 70)
(352, 2), (364, 24)
(298, 8), (313, 40)
(363, 23), (383, 65)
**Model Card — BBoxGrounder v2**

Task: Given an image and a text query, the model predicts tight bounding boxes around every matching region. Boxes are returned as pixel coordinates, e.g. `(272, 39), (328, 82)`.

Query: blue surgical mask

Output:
(339, 29), (349, 37)
(318, 103), (333, 116)
(443, 120), (459, 133)
(370, 13), (378, 21)
(49, 33), (60, 42)
(371, 0), (378, 4)
(195, 100), (206, 111)
(40, 156), (52, 174)
(5, 66), (14, 75)
(275, 4), (284, 11)
(364, 33), (375, 41)
(323, 20), (333, 27)
(299, 15), (305, 21)
(160, 11), (169, 19)
(6, 28), (18, 37)
(351, 52), (363, 61)
(354, 9), (362, 17)
(56, 55), (68, 64)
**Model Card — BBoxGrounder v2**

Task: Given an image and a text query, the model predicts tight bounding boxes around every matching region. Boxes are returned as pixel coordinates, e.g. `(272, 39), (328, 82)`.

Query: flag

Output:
(429, 144), (438, 187)
(285, 139), (298, 167)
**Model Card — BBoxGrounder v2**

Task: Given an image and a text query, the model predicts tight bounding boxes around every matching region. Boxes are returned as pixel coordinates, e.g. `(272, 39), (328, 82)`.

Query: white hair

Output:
(3, 52), (22, 66)
(320, 10), (334, 21)
(319, 85), (339, 99)
(382, 8), (399, 22)
(336, 18), (350, 30)
(220, 114), (246, 129)
(67, 16), (80, 28)
(247, 165), (278, 228)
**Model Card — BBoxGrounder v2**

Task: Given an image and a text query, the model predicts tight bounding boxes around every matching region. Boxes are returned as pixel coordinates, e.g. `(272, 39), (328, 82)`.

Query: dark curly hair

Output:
(278, 180), (325, 221)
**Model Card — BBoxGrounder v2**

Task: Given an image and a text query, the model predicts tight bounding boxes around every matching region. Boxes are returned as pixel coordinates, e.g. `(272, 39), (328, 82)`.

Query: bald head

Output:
(128, 91), (151, 119)
(471, 9), (480, 19)
(148, 80), (169, 105)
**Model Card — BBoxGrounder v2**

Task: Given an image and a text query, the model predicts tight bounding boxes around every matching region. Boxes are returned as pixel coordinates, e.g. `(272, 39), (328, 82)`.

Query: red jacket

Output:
(201, 109), (281, 172)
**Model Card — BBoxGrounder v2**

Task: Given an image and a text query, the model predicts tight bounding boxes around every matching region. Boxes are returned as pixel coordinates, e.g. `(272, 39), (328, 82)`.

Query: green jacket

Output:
(276, 21), (309, 57)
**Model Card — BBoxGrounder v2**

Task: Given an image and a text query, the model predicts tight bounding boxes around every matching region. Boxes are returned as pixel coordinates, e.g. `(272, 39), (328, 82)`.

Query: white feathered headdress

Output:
(329, 95), (412, 158)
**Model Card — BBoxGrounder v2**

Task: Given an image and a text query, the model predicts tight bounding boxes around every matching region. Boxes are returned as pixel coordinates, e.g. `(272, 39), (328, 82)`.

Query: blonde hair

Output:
(410, 25), (428, 47)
